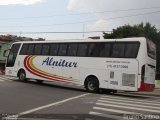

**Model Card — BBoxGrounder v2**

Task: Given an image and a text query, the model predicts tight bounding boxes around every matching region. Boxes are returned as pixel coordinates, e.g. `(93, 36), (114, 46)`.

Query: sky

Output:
(0, 0), (160, 40)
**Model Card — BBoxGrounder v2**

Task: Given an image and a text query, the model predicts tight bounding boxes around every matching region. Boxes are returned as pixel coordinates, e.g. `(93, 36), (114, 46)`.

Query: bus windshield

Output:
(6, 43), (21, 67)
(147, 40), (156, 60)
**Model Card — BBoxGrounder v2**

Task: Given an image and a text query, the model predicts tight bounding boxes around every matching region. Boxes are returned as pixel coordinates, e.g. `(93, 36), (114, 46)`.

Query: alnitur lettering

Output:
(42, 57), (78, 68)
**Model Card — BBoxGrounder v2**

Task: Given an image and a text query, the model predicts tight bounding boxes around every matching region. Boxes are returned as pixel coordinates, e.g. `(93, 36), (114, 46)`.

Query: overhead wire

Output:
(0, 6), (160, 35)
(1, 10), (160, 28)
(0, 6), (160, 20)
(0, 31), (112, 34)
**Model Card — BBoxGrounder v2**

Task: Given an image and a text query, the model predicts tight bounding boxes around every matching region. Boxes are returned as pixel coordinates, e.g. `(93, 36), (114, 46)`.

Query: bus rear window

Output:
(147, 40), (156, 60)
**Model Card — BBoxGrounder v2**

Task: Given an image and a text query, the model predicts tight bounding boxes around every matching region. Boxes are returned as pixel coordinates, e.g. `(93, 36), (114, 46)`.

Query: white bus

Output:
(5, 37), (156, 92)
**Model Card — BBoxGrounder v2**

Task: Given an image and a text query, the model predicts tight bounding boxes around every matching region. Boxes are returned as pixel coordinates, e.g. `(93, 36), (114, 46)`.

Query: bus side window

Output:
(58, 44), (68, 56)
(87, 43), (99, 57)
(42, 44), (50, 55)
(67, 43), (78, 56)
(112, 43), (125, 58)
(34, 44), (42, 55)
(77, 43), (88, 57)
(125, 42), (140, 58)
(49, 44), (59, 56)
(27, 44), (35, 55)
(20, 44), (28, 55)
(99, 43), (111, 57)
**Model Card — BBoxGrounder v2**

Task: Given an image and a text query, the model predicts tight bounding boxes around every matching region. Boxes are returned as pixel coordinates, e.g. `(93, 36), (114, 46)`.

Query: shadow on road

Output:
(15, 79), (87, 93)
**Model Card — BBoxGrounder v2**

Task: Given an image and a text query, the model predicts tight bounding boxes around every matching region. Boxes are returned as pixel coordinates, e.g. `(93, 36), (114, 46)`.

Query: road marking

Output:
(89, 111), (123, 120)
(101, 95), (160, 103)
(18, 93), (91, 116)
(99, 97), (160, 106)
(0, 75), (17, 81)
(93, 107), (138, 114)
(0, 78), (14, 82)
(115, 92), (160, 99)
(98, 100), (160, 110)
(90, 94), (160, 118)
(96, 102), (160, 113)
(0, 80), (4, 82)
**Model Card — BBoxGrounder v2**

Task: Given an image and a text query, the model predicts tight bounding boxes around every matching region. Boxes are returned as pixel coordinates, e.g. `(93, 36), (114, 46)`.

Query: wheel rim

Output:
(88, 81), (96, 91)
(20, 72), (25, 80)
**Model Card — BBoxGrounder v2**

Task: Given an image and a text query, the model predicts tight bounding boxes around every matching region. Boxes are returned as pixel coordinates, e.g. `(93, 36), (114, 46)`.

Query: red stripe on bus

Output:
(24, 56), (74, 84)
(27, 56), (75, 82)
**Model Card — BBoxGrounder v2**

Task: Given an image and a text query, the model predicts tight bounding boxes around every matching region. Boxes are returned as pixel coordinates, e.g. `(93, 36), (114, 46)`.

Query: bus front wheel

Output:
(19, 70), (27, 81)
(85, 77), (99, 93)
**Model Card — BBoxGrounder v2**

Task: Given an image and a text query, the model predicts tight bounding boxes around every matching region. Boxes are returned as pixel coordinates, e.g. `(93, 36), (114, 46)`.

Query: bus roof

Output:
(13, 37), (147, 44)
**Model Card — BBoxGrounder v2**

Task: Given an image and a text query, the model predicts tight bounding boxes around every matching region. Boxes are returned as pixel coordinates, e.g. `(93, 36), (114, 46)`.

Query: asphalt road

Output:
(0, 75), (160, 120)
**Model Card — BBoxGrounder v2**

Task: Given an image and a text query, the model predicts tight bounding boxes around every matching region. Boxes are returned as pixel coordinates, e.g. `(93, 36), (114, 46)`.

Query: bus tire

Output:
(18, 70), (27, 81)
(85, 77), (99, 93)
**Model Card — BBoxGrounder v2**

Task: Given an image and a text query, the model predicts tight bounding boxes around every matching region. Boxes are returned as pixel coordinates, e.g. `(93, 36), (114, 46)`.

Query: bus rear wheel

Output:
(19, 70), (27, 81)
(85, 77), (99, 93)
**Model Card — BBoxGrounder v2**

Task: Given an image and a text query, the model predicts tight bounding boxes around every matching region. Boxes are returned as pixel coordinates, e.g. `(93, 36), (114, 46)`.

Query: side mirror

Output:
(3, 49), (10, 57)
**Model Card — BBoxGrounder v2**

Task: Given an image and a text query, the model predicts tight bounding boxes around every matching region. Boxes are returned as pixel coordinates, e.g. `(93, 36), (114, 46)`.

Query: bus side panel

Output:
(106, 58), (139, 91)
(62, 57), (80, 86)
(108, 70), (122, 90)
(121, 71), (138, 91)
(19, 56), (63, 81)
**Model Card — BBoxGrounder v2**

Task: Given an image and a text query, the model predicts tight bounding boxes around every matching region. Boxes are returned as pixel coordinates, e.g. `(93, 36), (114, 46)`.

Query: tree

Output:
(103, 23), (160, 76)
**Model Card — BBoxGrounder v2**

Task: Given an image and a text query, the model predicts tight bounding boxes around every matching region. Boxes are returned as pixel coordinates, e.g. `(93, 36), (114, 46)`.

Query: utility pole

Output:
(20, 31), (22, 37)
(83, 24), (85, 39)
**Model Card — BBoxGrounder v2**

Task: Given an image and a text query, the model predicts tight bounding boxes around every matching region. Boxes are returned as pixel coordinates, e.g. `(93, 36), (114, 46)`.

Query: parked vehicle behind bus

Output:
(5, 37), (156, 92)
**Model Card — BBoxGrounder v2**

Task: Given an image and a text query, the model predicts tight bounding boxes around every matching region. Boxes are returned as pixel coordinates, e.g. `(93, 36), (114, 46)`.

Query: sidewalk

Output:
(155, 80), (160, 88)
(150, 88), (160, 95)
